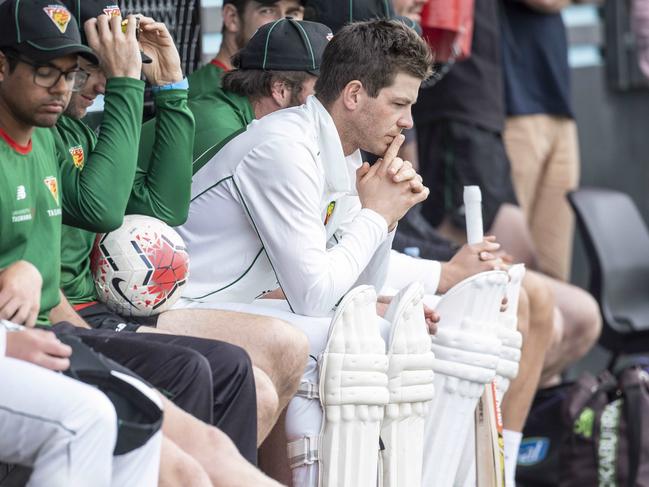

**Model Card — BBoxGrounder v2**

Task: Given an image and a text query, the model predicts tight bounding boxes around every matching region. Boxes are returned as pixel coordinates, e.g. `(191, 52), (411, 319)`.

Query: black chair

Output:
(0, 465), (32, 487)
(568, 187), (649, 368)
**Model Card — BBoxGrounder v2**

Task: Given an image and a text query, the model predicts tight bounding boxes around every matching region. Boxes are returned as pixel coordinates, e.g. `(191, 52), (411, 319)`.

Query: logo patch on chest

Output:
(69, 145), (85, 169)
(43, 176), (59, 205)
(16, 185), (26, 201)
(43, 5), (71, 33)
(324, 201), (335, 226)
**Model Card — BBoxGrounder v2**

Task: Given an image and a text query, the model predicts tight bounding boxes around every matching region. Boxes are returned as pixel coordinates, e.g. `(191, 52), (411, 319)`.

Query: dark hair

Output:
(315, 19), (432, 106)
(223, 53), (312, 102)
(0, 48), (21, 72)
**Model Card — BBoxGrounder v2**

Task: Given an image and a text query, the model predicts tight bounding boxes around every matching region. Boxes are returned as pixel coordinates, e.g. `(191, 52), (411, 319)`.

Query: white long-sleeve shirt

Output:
(177, 96), (394, 317)
(385, 250), (442, 295)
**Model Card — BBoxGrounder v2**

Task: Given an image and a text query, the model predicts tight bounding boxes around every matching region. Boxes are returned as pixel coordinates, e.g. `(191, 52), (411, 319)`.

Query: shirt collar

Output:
(307, 95), (362, 195)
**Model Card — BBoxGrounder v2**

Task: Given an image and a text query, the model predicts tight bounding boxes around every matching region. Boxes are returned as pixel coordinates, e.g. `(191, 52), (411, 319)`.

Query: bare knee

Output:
(160, 438), (211, 487)
(265, 318), (309, 393)
(523, 272), (555, 343)
(564, 289), (602, 355)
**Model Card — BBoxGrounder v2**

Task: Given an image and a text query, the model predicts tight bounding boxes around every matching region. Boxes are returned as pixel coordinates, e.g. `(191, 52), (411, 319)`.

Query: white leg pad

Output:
(455, 265), (526, 487)
(381, 283), (436, 487)
(422, 271), (508, 487)
(318, 286), (389, 487)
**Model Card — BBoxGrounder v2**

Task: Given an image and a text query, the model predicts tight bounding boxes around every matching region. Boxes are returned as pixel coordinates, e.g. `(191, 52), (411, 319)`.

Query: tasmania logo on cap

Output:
(43, 176), (59, 205)
(43, 5), (71, 34)
(69, 145), (85, 170)
(103, 5), (122, 17)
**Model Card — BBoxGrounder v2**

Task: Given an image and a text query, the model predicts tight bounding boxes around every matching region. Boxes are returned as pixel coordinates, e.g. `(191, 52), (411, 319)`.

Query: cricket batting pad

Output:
(422, 271), (508, 486)
(381, 283), (436, 487)
(318, 285), (389, 487)
(455, 265), (526, 487)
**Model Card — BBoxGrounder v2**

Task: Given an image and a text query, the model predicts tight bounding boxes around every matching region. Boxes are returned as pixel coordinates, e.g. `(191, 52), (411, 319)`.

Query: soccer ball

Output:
(90, 215), (190, 317)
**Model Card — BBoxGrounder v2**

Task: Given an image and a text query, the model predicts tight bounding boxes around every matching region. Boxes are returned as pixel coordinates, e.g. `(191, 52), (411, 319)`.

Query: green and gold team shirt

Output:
(57, 81), (194, 305)
(187, 60), (227, 99)
(0, 128), (63, 324)
(140, 87), (253, 175)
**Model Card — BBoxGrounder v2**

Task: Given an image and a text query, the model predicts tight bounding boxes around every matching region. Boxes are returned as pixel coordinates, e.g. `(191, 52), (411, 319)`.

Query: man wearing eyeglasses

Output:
(3, 0), (264, 467)
(50, 0), (308, 453)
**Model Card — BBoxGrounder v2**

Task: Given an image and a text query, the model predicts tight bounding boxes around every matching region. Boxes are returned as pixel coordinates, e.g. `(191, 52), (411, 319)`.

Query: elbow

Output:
(79, 212), (124, 233)
(95, 213), (124, 233)
(290, 286), (338, 317)
(291, 300), (334, 318)
(165, 208), (189, 227)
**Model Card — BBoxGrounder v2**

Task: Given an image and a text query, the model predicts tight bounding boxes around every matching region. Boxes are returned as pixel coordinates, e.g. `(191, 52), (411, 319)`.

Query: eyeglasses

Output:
(5, 52), (89, 92)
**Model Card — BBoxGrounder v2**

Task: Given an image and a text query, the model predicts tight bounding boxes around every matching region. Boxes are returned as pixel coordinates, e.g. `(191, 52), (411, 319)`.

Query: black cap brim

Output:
(15, 39), (98, 65)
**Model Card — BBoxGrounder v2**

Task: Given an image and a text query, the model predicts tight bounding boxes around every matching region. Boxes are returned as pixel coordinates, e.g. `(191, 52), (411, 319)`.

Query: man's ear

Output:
(0, 52), (7, 82)
(340, 80), (364, 111)
(222, 3), (242, 34)
(270, 78), (291, 108)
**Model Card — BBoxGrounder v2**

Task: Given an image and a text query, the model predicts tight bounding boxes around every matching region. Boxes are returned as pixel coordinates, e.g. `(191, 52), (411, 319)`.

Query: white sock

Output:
(503, 429), (523, 487)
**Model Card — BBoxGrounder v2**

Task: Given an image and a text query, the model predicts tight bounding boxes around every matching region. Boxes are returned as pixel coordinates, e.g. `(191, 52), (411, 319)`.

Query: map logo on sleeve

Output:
(69, 145), (85, 169)
(103, 5), (122, 17)
(43, 5), (72, 33)
(43, 176), (59, 205)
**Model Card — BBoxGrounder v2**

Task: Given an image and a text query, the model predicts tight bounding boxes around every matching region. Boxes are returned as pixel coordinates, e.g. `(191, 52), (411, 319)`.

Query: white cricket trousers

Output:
(0, 357), (161, 487)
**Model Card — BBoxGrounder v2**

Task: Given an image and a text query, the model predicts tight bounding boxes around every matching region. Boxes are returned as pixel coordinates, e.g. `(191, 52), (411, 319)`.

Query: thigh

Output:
(77, 303), (142, 332)
(51, 323), (215, 423)
(503, 115), (549, 215)
(155, 307), (293, 371)
(544, 117), (580, 192)
(0, 358), (114, 467)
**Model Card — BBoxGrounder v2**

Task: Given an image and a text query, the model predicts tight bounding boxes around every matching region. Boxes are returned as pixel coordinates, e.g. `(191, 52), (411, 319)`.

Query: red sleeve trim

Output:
(210, 59), (231, 71)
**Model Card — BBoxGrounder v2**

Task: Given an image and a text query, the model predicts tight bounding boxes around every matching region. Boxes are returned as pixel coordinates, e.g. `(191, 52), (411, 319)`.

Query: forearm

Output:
(128, 89), (195, 225)
(62, 78), (145, 231)
(387, 250), (442, 294)
(48, 292), (91, 328)
(276, 209), (389, 316)
(353, 228), (396, 291)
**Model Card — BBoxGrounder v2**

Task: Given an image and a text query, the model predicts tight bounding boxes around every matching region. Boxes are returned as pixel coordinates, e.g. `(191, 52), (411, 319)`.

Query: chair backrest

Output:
(568, 188), (649, 345)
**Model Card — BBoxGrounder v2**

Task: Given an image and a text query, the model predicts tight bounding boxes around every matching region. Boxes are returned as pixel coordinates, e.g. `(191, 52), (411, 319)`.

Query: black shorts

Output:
(416, 119), (518, 231)
(78, 302), (159, 332)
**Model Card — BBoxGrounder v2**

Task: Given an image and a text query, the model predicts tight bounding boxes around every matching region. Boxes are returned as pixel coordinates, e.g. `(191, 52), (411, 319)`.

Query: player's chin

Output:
(32, 113), (62, 128)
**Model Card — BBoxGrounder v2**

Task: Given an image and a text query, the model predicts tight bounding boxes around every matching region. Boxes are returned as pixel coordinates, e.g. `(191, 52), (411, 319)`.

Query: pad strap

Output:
(295, 380), (320, 400)
(287, 435), (320, 469)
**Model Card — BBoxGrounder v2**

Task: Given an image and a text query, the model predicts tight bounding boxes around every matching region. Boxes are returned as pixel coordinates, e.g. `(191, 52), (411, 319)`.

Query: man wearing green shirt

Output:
(188, 0), (306, 99)
(52, 0), (308, 451)
(0, 3), (284, 484)
(143, 17), (327, 171)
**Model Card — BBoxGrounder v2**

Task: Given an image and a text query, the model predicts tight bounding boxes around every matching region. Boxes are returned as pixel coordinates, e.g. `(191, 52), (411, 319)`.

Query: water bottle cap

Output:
(463, 185), (482, 204)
